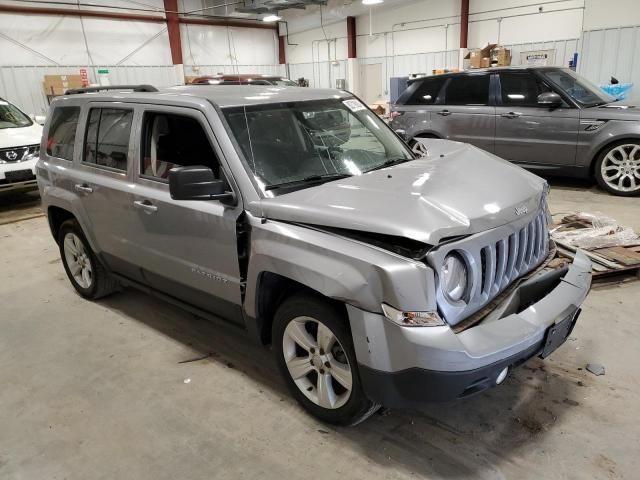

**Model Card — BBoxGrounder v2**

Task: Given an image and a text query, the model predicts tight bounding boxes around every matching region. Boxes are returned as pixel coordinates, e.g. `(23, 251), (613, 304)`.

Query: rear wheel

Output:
(58, 219), (119, 299)
(594, 141), (640, 196)
(273, 294), (380, 426)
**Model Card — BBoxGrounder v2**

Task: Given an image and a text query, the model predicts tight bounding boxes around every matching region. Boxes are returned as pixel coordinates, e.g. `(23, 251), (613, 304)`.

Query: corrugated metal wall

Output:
(288, 39), (579, 98)
(503, 38), (579, 67)
(288, 61), (347, 89)
(0, 65), (183, 115)
(1, 64), (285, 116)
(187, 64), (286, 76)
(579, 26), (640, 101)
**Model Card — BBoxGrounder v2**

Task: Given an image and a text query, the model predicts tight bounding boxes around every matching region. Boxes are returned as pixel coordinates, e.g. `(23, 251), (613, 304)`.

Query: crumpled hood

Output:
(253, 140), (546, 245)
(0, 123), (42, 149)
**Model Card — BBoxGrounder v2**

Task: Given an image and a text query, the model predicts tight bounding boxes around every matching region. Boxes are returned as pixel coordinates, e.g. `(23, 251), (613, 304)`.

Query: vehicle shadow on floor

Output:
(99, 288), (584, 479)
(0, 190), (42, 225)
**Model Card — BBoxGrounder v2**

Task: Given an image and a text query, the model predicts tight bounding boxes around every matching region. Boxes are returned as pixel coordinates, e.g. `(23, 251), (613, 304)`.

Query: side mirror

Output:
(169, 165), (234, 203)
(537, 92), (562, 106)
(395, 129), (408, 141)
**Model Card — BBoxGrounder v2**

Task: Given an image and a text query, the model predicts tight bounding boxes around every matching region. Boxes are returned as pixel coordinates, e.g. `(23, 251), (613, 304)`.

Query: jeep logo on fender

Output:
(514, 205), (528, 216)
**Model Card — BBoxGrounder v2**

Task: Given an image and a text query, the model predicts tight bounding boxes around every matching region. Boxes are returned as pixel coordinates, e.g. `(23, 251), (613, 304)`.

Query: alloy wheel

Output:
(601, 144), (640, 193)
(63, 232), (93, 289)
(282, 316), (353, 410)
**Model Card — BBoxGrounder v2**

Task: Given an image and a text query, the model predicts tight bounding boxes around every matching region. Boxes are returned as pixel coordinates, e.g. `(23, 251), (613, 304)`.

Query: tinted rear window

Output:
(84, 108), (133, 171)
(404, 77), (447, 105)
(46, 107), (80, 161)
(443, 75), (490, 105)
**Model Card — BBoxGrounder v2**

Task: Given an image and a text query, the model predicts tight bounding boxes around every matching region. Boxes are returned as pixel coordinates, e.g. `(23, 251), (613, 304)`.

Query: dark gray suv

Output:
(390, 67), (640, 196)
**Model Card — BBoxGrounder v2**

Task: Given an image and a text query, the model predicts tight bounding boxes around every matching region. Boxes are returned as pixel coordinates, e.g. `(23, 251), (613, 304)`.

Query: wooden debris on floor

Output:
(551, 212), (640, 280)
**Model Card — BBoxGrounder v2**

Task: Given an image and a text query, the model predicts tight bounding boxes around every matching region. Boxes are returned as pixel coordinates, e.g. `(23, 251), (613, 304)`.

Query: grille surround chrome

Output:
(428, 208), (550, 326)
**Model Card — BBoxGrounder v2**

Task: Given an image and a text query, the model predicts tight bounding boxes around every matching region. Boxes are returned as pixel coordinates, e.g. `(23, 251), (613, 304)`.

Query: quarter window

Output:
(140, 112), (221, 181)
(46, 106), (80, 161)
(443, 75), (490, 105)
(84, 108), (133, 171)
(499, 72), (553, 106)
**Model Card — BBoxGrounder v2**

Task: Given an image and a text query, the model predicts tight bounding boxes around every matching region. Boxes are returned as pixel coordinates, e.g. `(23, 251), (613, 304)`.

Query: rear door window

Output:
(443, 75), (490, 105)
(46, 106), (80, 161)
(84, 108), (133, 172)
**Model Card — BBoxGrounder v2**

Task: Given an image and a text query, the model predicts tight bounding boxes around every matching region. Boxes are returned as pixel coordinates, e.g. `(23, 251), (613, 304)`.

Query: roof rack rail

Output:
(65, 85), (158, 95)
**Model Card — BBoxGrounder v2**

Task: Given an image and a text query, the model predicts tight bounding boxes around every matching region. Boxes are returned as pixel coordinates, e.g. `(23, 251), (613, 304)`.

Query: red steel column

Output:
(459, 0), (469, 48)
(347, 16), (356, 58)
(279, 35), (286, 64)
(164, 0), (183, 65)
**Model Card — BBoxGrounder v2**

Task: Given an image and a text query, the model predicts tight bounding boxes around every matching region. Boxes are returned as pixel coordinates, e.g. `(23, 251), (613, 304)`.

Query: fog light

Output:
(496, 367), (509, 385)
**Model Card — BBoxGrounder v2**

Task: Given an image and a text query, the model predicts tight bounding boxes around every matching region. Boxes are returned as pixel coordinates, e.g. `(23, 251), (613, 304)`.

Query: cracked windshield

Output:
(223, 98), (413, 194)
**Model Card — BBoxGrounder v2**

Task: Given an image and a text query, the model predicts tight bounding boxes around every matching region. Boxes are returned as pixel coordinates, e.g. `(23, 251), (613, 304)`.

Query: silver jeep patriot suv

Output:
(37, 84), (592, 426)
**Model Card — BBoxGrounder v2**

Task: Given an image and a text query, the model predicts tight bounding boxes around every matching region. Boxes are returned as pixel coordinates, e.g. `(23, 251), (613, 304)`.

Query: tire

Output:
(594, 141), (640, 196)
(273, 293), (380, 426)
(58, 219), (119, 300)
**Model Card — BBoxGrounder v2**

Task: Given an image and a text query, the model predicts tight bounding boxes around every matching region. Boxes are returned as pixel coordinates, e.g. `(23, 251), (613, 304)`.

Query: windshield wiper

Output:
(364, 157), (412, 173)
(265, 173), (352, 191)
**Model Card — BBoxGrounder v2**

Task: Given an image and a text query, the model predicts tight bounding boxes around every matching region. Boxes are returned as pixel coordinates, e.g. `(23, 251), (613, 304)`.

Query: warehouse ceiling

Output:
(235, 0), (328, 15)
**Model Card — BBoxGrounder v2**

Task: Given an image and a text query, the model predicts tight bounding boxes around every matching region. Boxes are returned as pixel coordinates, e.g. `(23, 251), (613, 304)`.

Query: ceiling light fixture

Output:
(362, 0), (383, 5)
(262, 14), (281, 22)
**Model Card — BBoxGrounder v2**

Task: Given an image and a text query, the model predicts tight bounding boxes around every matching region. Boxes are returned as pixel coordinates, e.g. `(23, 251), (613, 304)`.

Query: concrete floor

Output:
(1, 180), (639, 480)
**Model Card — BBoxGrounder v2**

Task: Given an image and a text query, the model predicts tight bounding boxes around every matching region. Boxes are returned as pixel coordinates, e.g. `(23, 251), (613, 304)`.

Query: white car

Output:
(0, 98), (43, 193)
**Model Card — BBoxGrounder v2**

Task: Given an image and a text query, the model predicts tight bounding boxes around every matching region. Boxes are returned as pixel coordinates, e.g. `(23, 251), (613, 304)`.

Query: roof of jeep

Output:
(55, 85), (352, 109)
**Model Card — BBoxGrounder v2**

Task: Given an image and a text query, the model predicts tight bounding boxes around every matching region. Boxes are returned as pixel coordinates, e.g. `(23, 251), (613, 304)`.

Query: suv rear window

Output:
(46, 106), (80, 161)
(84, 108), (133, 172)
(403, 76), (447, 105)
(443, 75), (489, 105)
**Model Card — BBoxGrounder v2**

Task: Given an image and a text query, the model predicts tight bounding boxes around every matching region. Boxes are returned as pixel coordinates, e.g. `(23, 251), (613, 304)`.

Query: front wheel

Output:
(273, 294), (380, 426)
(594, 142), (640, 196)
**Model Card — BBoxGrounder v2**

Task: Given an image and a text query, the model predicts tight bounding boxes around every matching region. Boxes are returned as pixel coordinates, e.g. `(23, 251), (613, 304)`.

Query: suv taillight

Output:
(390, 111), (403, 120)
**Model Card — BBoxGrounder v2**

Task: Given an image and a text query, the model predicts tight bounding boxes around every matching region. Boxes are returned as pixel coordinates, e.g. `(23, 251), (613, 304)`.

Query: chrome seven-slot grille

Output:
(429, 208), (550, 326)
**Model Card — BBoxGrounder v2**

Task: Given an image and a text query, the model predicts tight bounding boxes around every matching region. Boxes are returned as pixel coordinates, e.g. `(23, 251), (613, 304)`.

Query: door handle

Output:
(133, 200), (158, 214)
(74, 183), (93, 194)
(501, 112), (522, 119)
(437, 109), (452, 116)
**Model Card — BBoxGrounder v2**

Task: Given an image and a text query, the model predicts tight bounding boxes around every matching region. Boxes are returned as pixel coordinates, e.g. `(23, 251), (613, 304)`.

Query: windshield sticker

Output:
(343, 99), (366, 112)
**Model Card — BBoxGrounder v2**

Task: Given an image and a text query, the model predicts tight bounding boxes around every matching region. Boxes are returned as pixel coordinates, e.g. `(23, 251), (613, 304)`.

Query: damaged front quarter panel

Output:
(242, 212), (438, 319)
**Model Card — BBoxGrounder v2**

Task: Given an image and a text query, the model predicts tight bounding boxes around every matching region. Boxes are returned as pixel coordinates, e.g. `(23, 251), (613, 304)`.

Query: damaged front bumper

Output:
(347, 250), (592, 408)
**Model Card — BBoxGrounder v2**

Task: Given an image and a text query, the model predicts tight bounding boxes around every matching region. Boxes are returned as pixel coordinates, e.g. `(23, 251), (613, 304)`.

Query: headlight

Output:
(25, 145), (40, 161)
(441, 252), (468, 303)
(381, 303), (445, 327)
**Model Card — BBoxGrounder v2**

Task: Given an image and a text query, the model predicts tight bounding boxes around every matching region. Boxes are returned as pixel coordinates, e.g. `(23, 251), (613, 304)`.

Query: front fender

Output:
(580, 122), (640, 168)
(243, 215), (437, 317)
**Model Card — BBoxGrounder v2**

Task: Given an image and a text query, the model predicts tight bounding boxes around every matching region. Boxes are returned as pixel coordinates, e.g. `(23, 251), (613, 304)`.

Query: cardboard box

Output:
(465, 44), (497, 68)
(44, 74), (83, 88)
(43, 74), (83, 96)
(480, 57), (491, 68)
(492, 47), (512, 66)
